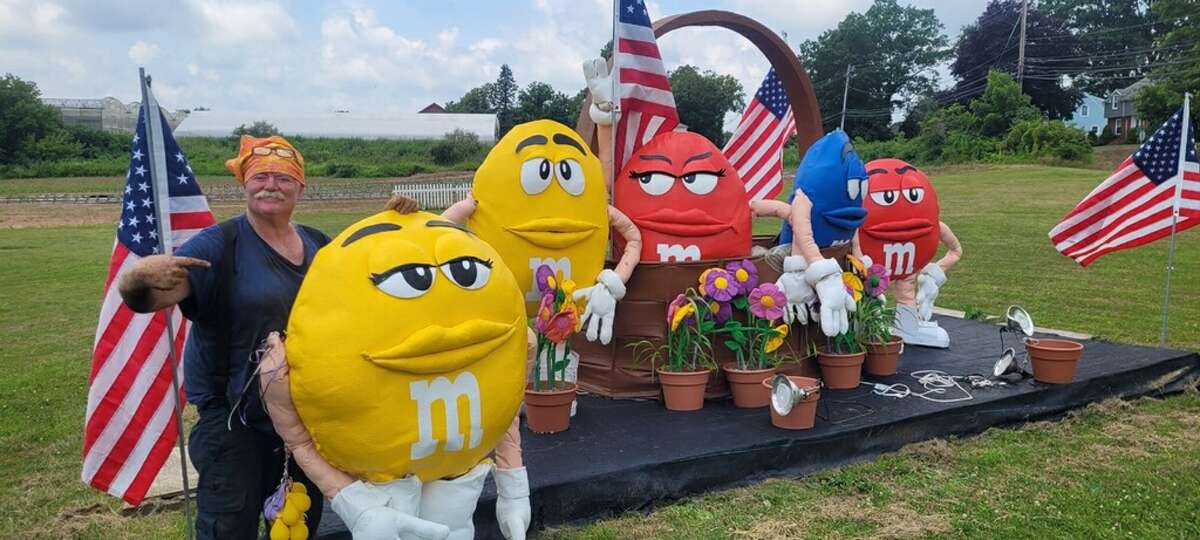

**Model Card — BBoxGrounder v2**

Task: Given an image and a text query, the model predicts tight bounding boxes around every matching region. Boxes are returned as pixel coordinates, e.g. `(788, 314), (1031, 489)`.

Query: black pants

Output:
(188, 405), (324, 539)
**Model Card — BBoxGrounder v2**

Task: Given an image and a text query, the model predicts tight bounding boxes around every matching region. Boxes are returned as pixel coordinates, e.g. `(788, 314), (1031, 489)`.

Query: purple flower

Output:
(707, 298), (732, 323)
(535, 293), (554, 333)
(534, 265), (556, 295)
(725, 259), (758, 292)
(865, 264), (890, 297)
(748, 283), (786, 321)
(703, 268), (739, 302)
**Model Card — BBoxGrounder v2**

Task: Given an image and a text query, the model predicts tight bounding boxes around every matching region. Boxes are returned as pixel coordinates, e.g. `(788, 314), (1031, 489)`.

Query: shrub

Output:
(1097, 124), (1117, 145)
(322, 163), (361, 178)
(1004, 120), (1093, 163)
(232, 121), (279, 138)
(431, 130), (484, 166)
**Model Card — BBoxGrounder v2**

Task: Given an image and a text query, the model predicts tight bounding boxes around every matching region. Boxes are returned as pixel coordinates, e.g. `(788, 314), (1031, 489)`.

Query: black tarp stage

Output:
(317, 316), (1200, 539)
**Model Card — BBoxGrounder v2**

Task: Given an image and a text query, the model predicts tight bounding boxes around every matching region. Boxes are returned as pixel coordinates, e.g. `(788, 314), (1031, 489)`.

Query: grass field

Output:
(0, 163), (1196, 538)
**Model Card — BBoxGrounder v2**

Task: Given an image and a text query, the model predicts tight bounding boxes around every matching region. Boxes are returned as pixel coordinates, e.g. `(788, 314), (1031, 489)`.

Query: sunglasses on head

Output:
(251, 146), (296, 159)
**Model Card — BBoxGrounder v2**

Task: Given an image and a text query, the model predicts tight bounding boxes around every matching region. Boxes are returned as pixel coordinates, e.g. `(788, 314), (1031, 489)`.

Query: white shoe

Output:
(893, 304), (949, 349)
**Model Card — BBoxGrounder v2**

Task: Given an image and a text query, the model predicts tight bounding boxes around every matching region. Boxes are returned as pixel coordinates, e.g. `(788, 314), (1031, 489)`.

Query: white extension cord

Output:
(860, 369), (977, 403)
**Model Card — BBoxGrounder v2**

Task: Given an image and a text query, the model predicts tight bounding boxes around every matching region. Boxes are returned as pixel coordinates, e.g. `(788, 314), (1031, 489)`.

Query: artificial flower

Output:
(725, 259), (758, 292)
(843, 272), (864, 302)
(847, 254), (866, 277)
(703, 268), (739, 302)
(865, 264), (890, 297)
(534, 264), (556, 294)
(748, 283), (786, 320)
(764, 324), (790, 353)
(697, 268), (719, 295)
(545, 305), (578, 343)
(666, 293), (687, 327)
(707, 298), (732, 323)
(671, 302), (696, 331)
(534, 293), (554, 333)
(561, 279), (578, 312)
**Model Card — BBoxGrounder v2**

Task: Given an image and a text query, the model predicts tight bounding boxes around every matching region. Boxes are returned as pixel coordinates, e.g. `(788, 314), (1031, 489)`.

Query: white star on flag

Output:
(175, 152), (185, 163)
(177, 173), (189, 185)
(131, 149), (143, 161)
(138, 182), (149, 192)
(134, 165), (146, 176)
(131, 232), (142, 243)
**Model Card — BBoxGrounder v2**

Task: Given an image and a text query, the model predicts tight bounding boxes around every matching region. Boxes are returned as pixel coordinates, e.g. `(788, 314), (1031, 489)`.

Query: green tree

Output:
(0, 74), (62, 164)
(514, 82), (577, 127)
(951, 1), (1082, 120)
(1133, 82), (1193, 132)
(1040, 0), (1154, 96)
(232, 120), (279, 138)
(969, 70), (1040, 137)
(799, 0), (950, 140)
(491, 65), (518, 137)
(668, 65), (744, 146)
(1149, 0), (1200, 98)
(445, 83), (495, 113)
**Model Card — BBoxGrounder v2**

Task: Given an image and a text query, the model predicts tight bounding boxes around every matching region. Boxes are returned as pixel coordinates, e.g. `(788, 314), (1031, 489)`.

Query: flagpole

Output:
(1158, 92), (1191, 348)
(139, 67), (194, 540)
(610, 0), (619, 193)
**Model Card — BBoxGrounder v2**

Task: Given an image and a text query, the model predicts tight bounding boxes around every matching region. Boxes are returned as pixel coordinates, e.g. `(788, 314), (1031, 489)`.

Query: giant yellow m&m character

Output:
(286, 208), (526, 483)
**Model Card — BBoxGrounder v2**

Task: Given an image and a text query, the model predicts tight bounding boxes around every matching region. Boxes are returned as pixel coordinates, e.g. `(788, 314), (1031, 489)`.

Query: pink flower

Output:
(748, 283), (786, 321)
(865, 264), (890, 297)
(545, 305), (579, 343)
(534, 293), (554, 333)
(703, 268), (739, 302)
(725, 259), (758, 292)
(666, 293), (687, 327)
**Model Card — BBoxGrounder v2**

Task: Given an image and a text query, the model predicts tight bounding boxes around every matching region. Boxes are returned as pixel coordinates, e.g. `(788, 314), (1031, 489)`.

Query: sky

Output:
(0, 0), (990, 120)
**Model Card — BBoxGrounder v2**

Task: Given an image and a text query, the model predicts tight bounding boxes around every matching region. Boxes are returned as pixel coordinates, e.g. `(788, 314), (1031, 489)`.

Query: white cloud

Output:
(0, 0), (66, 41)
(128, 41), (159, 65)
(186, 0), (298, 45)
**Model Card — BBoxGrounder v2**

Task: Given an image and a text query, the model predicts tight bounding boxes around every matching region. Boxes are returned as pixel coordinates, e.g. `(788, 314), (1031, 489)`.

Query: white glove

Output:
(916, 263), (947, 321)
(493, 467), (531, 540)
(775, 256), (814, 325)
(860, 254), (874, 270)
(805, 258), (856, 337)
(582, 58), (615, 126)
(331, 481), (450, 540)
(574, 269), (625, 345)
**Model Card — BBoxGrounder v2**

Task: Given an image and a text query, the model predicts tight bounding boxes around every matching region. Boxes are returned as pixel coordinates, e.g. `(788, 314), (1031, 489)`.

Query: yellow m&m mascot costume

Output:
(258, 197), (531, 540)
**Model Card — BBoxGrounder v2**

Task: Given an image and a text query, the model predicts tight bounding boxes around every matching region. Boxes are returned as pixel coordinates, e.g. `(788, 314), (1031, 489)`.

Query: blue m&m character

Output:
(778, 130), (868, 249)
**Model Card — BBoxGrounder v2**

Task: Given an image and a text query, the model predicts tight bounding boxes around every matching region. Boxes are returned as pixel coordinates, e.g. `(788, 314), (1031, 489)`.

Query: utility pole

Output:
(1017, 0), (1028, 90)
(840, 64), (853, 131)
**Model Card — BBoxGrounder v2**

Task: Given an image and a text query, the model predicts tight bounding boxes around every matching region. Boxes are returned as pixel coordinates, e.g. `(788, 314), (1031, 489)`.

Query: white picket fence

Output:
(391, 182), (471, 210)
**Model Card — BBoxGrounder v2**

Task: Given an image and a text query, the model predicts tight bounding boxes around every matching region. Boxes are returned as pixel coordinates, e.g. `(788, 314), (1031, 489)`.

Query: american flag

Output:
(614, 0), (678, 170)
(1050, 106), (1199, 266)
(83, 98), (215, 505)
(723, 68), (796, 201)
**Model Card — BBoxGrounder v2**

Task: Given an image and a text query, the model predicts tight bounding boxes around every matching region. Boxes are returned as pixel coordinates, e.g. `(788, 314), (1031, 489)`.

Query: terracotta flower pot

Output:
(1025, 338), (1083, 384)
(722, 363), (774, 408)
(762, 376), (821, 430)
(656, 368), (711, 411)
(817, 349), (866, 389)
(864, 337), (904, 376)
(524, 382), (577, 434)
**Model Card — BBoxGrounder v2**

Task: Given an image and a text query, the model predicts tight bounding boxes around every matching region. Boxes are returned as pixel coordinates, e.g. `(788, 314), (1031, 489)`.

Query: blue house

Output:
(1066, 93), (1106, 136)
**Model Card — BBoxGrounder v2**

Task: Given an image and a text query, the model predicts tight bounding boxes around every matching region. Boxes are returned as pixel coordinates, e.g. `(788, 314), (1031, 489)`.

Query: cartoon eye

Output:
(520, 158), (553, 195)
(859, 179), (869, 198)
(846, 179), (861, 200)
(440, 257), (492, 290)
(371, 264), (436, 298)
(870, 190), (898, 206)
(556, 159), (585, 196)
(681, 172), (719, 195)
(636, 172), (674, 196)
(903, 187), (925, 204)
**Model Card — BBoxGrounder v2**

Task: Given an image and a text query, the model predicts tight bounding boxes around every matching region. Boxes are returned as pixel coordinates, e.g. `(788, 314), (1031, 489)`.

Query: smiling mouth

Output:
(636, 208), (731, 237)
(505, 218), (598, 249)
(362, 317), (518, 374)
(821, 206), (868, 231)
(864, 218), (934, 241)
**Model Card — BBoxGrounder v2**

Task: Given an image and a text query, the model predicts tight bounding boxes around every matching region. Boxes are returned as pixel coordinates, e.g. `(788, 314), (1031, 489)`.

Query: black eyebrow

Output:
(683, 151), (712, 165)
(867, 168), (889, 176)
(342, 222), (402, 247)
(515, 135), (548, 153)
(425, 219), (475, 235)
(638, 154), (672, 164)
(895, 165), (917, 175)
(552, 133), (588, 156)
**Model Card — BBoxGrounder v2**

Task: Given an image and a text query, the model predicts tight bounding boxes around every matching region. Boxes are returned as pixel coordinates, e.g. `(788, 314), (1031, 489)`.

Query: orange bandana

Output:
(224, 135), (306, 186)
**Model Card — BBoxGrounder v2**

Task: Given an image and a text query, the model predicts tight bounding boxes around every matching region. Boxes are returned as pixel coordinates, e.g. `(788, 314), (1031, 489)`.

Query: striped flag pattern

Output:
(83, 99), (215, 505)
(614, 0), (678, 170)
(1050, 107), (1199, 266)
(723, 68), (796, 201)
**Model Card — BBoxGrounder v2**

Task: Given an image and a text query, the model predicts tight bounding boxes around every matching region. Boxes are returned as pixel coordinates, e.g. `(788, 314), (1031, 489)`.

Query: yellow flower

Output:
(764, 324), (789, 353)
(671, 303), (695, 331)
(847, 255), (866, 277)
(561, 279), (578, 311)
(843, 272), (863, 302)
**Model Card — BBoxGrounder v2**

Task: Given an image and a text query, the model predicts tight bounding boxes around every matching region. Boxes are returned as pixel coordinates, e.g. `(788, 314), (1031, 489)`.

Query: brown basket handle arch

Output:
(575, 9), (824, 163)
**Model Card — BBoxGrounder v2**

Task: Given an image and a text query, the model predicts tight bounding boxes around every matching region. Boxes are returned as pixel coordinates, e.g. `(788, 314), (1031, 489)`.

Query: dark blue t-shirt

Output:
(177, 214), (329, 432)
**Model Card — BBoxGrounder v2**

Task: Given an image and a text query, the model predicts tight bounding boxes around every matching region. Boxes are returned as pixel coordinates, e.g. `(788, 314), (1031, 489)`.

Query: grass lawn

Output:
(0, 163), (1196, 538)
